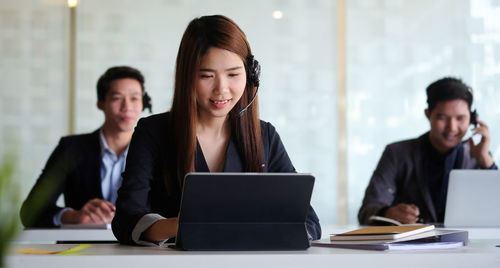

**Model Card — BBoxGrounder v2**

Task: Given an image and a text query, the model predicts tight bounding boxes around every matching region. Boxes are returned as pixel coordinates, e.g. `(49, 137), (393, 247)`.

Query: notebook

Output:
(444, 169), (500, 227)
(313, 229), (467, 251)
(173, 172), (315, 251)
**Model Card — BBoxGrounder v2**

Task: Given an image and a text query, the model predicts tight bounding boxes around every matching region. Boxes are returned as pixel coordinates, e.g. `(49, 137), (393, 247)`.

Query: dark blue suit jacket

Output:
(112, 112), (321, 244)
(20, 130), (104, 227)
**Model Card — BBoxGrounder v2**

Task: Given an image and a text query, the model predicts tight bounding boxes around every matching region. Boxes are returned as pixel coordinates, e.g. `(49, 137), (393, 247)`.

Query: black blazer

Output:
(20, 130), (104, 227)
(112, 112), (321, 244)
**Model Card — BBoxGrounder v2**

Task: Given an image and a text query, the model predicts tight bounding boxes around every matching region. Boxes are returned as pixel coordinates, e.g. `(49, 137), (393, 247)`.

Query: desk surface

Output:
(7, 239), (500, 268)
(14, 225), (500, 244)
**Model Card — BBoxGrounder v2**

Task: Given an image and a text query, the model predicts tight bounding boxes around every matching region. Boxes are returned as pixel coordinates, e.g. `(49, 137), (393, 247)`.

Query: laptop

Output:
(173, 172), (315, 251)
(444, 169), (500, 227)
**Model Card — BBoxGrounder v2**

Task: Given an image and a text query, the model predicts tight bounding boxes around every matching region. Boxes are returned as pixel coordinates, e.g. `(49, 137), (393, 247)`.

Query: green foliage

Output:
(0, 156), (20, 268)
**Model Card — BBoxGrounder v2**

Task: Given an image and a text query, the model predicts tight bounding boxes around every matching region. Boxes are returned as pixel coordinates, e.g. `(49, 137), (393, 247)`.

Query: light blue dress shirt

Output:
(99, 129), (128, 204)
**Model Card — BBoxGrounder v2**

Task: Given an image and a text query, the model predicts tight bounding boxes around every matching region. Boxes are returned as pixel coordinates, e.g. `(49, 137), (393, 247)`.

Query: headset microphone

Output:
(237, 54), (261, 118)
(237, 87), (259, 118)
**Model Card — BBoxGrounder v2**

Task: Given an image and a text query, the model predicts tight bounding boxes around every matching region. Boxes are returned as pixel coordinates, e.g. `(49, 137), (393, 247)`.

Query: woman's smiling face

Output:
(195, 47), (247, 121)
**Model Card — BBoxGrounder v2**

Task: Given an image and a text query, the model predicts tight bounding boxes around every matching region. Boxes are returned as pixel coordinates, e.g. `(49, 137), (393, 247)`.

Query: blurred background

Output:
(1, 0), (499, 227)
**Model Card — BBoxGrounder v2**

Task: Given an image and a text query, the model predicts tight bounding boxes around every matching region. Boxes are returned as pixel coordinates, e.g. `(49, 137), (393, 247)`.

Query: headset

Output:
(467, 108), (481, 145)
(466, 86), (480, 144)
(470, 109), (478, 127)
(467, 85), (477, 128)
(143, 91), (153, 113)
(237, 54), (261, 118)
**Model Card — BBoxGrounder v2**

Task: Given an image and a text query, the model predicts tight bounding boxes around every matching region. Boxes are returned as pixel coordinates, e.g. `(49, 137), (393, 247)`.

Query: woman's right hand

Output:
(142, 217), (179, 243)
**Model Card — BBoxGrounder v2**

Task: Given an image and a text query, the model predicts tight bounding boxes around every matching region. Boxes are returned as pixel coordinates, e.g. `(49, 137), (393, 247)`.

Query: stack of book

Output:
(312, 225), (468, 251)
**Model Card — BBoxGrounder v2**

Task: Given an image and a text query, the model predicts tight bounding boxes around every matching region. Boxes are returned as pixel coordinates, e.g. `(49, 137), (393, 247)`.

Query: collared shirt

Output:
(99, 129), (128, 204)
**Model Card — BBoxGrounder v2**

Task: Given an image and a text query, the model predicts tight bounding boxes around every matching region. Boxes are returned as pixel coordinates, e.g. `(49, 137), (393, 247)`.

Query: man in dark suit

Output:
(20, 66), (151, 227)
(358, 77), (497, 225)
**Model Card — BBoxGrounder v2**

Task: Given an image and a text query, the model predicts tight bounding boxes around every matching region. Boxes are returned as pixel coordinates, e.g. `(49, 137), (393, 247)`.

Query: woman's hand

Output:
(142, 217), (179, 243)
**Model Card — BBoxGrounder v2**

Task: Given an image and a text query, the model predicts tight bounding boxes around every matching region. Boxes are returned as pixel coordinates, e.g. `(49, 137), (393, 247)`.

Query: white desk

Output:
(14, 226), (500, 244)
(6, 239), (500, 268)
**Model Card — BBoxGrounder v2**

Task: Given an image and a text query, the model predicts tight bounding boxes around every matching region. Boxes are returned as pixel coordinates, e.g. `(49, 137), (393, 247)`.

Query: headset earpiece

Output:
(143, 91), (152, 113)
(246, 54), (261, 88)
(237, 54), (261, 118)
(470, 109), (478, 127)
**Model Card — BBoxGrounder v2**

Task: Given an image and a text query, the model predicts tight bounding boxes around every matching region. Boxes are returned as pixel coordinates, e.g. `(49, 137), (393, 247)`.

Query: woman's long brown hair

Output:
(167, 15), (264, 191)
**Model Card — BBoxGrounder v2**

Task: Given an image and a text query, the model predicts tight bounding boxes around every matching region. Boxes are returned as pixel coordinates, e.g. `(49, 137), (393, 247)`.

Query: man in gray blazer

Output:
(358, 77), (497, 225)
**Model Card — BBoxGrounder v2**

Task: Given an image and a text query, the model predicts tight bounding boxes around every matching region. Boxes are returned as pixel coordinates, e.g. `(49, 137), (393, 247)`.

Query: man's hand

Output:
(61, 198), (116, 224)
(469, 119), (494, 169)
(384, 203), (420, 224)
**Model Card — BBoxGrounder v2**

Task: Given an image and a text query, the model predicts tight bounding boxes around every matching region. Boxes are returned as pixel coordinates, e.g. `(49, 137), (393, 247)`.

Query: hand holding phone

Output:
(469, 118), (494, 168)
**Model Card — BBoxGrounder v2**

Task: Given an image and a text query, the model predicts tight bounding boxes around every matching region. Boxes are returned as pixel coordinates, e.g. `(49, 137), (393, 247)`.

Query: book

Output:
(330, 225), (435, 241)
(312, 229), (468, 251)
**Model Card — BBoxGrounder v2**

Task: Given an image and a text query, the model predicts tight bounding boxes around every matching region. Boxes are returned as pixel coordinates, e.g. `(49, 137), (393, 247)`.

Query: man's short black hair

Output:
(426, 77), (473, 112)
(96, 66), (145, 102)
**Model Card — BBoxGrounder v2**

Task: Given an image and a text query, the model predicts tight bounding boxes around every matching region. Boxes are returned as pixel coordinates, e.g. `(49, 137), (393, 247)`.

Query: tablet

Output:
(174, 172), (315, 250)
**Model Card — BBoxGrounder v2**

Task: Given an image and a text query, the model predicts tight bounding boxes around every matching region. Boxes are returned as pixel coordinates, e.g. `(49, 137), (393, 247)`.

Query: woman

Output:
(112, 15), (321, 245)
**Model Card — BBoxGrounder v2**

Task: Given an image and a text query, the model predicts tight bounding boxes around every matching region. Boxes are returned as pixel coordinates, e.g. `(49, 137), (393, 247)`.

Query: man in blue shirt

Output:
(21, 66), (152, 227)
(358, 77), (497, 225)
